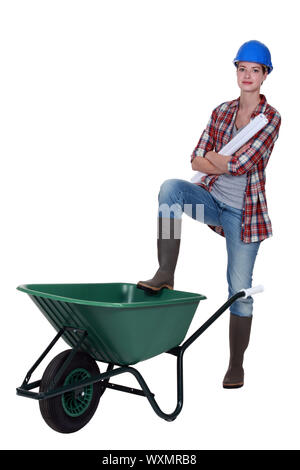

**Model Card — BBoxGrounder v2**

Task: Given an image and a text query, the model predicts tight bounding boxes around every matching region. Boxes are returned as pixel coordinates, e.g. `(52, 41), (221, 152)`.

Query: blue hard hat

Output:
(233, 40), (273, 74)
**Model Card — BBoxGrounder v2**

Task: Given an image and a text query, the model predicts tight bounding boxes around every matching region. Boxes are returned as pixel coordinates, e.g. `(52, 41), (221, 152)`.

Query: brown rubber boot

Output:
(137, 217), (181, 293)
(223, 314), (252, 389)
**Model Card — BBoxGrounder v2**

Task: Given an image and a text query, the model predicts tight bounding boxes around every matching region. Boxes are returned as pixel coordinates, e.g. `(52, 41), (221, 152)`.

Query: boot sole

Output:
(136, 282), (173, 293)
(223, 382), (244, 389)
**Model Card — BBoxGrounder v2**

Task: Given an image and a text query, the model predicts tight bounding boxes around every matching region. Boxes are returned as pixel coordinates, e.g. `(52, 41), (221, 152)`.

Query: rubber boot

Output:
(137, 217), (181, 293)
(223, 314), (252, 389)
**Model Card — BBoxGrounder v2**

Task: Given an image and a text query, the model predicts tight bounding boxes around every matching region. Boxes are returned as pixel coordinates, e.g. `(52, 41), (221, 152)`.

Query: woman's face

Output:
(236, 61), (268, 93)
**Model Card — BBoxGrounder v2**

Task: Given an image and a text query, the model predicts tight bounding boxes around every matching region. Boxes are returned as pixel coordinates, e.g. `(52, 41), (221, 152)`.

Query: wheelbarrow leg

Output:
(20, 329), (65, 388)
(18, 326), (88, 393)
(122, 353), (184, 422)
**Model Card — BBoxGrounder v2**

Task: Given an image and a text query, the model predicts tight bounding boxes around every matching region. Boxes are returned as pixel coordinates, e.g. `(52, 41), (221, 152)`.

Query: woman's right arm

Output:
(191, 106), (224, 175)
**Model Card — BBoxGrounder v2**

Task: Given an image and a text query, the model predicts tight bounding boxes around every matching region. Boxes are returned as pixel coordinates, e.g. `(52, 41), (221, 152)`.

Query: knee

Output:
(158, 179), (184, 218)
(159, 179), (180, 200)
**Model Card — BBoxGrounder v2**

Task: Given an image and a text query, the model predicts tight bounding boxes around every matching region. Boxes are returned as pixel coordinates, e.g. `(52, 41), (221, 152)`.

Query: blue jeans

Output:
(158, 179), (261, 318)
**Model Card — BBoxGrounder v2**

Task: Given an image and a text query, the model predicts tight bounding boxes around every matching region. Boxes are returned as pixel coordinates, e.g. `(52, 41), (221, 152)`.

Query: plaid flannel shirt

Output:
(190, 94), (281, 243)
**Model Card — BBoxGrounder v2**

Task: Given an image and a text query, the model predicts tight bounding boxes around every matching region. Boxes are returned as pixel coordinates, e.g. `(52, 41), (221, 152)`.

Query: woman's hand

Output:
(235, 143), (251, 156)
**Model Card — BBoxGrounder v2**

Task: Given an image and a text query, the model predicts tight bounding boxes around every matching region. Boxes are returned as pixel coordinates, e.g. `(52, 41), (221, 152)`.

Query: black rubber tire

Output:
(39, 349), (103, 433)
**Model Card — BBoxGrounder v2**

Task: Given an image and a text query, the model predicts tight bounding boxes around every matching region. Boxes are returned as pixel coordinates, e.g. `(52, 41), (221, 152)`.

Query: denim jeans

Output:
(158, 179), (261, 318)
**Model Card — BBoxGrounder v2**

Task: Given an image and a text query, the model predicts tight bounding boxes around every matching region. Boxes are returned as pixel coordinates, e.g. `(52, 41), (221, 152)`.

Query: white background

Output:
(1, 0), (299, 450)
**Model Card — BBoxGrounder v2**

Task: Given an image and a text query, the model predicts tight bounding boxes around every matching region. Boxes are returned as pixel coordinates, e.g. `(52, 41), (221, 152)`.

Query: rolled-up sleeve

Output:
(190, 107), (218, 163)
(227, 112), (281, 175)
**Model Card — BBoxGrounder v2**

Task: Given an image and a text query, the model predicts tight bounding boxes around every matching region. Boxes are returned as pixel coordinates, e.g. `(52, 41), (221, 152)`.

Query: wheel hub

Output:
(62, 368), (93, 417)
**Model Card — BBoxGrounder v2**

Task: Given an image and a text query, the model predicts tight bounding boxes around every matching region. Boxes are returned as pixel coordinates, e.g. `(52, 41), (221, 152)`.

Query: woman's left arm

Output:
(206, 111), (281, 176)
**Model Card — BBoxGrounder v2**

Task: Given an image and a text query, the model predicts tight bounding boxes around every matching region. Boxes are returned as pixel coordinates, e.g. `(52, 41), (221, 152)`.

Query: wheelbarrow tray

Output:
(17, 283), (206, 366)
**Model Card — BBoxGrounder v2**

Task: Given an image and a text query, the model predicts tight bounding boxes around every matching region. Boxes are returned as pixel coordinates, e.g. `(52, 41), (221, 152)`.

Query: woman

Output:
(137, 40), (281, 388)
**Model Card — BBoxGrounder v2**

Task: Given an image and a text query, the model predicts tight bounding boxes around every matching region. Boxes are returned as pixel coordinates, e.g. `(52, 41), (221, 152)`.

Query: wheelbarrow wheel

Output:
(39, 349), (103, 433)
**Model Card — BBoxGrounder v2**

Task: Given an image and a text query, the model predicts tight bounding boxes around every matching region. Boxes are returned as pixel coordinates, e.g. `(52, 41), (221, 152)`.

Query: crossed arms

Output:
(191, 146), (250, 175)
(191, 108), (281, 176)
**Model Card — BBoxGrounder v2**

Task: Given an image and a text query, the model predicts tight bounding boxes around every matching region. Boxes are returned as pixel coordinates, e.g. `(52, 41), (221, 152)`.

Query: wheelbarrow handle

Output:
(239, 284), (264, 299)
(181, 285), (264, 353)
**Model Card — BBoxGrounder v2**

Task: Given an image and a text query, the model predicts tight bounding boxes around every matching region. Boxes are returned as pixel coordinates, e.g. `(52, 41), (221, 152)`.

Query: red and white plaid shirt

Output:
(191, 94), (281, 243)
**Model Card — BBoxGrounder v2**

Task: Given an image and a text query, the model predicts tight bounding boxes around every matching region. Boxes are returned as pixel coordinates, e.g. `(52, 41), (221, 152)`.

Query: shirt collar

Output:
(229, 94), (267, 115)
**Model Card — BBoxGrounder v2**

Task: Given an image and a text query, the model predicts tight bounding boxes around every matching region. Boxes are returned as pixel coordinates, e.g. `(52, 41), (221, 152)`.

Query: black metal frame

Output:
(16, 291), (244, 422)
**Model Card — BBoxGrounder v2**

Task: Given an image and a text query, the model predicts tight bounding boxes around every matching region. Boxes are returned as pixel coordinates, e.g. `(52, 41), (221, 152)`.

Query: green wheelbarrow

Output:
(16, 282), (263, 433)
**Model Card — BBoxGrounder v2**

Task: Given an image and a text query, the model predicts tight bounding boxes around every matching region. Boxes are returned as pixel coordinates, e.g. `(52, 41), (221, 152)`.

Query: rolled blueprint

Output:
(190, 113), (269, 184)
